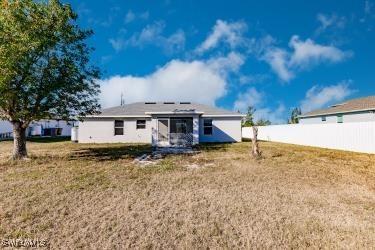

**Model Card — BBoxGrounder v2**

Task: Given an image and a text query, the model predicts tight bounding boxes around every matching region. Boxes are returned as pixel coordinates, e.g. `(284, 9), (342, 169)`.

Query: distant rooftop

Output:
(300, 96), (375, 118)
(94, 102), (243, 117)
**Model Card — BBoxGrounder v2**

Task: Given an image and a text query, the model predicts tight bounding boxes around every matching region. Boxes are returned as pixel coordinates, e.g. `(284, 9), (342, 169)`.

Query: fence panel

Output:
(242, 122), (375, 154)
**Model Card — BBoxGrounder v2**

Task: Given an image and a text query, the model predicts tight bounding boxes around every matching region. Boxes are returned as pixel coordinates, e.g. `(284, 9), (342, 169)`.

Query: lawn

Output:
(0, 139), (374, 248)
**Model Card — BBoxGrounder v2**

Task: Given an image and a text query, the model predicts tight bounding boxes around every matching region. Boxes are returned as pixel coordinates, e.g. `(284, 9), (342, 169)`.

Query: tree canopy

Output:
(255, 118), (271, 126)
(288, 107), (302, 124)
(242, 106), (271, 127)
(242, 106), (255, 127)
(0, 0), (100, 158)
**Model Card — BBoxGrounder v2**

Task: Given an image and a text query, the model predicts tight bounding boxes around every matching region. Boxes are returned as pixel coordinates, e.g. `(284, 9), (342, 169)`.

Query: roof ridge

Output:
(301, 95), (375, 118)
(336, 95), (375, 104)
(97, 102), (243, 117)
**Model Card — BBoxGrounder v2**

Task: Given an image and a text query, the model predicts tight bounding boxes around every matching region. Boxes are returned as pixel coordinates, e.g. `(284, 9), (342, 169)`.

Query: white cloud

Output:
(125, 10), (136, 23)
(262, 48), (294, 82)
(233, 87), (263, 112)
(134, 21), (165, 43)
(195, 20), (247, 54)
(317, 13), (335, 30)
(316, 13), (346, 34)
(254, 104), (286, 124)
(365, 0), (373, 14)
(125, 10), (149, 23)
(140, 11), (150, 20)
(234, 88), (287, 124)
(260, 36), (351, 82)
(300, 81), (355, 113)
(163, 29), (186, 54)
(288, 35), (350, 68)
(238, 74), (268, 85)
(359, 0), (375, 23)
(109, 38), (126, 52)
(98, 53), (244, 108)
(109, 21), (185, 54)
(194, 20), (351, 82)
(207, 52), (245, 75)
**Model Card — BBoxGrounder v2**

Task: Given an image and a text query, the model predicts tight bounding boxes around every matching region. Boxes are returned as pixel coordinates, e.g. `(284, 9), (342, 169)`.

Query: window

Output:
(114, 120), (124, 135)
(337, 115), (343, 123)
(136, 120), (146, 129)
(321, 116), (326, 122)
(203, 119), (213, 135)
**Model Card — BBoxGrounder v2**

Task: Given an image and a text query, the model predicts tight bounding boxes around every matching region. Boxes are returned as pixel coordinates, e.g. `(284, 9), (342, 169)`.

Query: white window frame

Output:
(203, 119), (213, 135)
(337, 115), (343, 123)
(114, 120), (124, 135)
(136, 120), (146, 129)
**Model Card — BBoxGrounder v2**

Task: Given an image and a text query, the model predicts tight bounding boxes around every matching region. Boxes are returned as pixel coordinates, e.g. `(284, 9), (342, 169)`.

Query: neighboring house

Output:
(299, 96), (375, 124)
(0, 120), (13, 139)
(0, 119), (74, 139)
(78, 102), (244, 146)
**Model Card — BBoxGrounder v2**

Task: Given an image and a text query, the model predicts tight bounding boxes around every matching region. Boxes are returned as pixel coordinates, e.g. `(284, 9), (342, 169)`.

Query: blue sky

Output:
(67, 0), (375, 123)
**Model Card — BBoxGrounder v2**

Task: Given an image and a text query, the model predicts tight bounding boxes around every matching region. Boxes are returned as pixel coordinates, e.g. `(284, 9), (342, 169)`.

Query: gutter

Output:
(82, 113), (245, 118)
(84, 115), (152, 118)
(201, 114), (245, 117)
(144, 111), (205, 115)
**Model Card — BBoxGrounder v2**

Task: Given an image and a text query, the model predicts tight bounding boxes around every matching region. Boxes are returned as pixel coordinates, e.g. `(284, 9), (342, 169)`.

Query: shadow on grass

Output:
(27, 136), (71, 143)
(195, 142), (233, 152)
(70, 144), (153, 161)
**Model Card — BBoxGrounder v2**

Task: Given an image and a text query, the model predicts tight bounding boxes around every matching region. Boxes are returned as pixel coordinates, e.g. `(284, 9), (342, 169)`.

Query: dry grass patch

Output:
(0, 139), (374, 248)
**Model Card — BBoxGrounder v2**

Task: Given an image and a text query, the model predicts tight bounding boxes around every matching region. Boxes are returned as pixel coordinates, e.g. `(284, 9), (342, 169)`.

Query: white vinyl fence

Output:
(242, 122), (375, 154)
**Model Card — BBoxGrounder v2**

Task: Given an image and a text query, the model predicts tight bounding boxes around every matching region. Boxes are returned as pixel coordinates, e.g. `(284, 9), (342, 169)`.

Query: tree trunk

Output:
(251, 126), (261, 158)
(12, 121), (28, 159)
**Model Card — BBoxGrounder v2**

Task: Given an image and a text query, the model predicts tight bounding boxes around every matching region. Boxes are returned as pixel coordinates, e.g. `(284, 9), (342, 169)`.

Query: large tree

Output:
(0, 0), (100, 159)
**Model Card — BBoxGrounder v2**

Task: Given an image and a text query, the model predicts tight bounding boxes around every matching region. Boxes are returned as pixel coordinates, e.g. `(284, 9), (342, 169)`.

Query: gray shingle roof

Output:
(96, 102), (242, 117)
(300, 95), (375, 118)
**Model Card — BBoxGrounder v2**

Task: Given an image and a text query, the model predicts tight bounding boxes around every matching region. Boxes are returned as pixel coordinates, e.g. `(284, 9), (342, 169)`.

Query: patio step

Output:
(153, 146), (198, 155)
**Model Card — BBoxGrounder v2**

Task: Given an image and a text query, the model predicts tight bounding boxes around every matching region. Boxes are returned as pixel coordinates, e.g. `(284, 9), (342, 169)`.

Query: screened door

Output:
(157, 119), (169, 145)
(170, 118), (193, 146)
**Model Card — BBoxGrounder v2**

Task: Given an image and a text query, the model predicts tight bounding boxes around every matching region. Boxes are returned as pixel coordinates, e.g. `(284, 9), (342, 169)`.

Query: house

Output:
(299, 96), (375, 124)
(0, 119), (74, 139)
(78, 102), (244, 146)
(0, 120), (13, 139)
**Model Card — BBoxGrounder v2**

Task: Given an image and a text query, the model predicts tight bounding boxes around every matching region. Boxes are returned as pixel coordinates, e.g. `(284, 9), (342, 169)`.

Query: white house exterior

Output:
(299, 96), (375, 124)
(78, 102), (244, 146)
(0, 119), (74, 139)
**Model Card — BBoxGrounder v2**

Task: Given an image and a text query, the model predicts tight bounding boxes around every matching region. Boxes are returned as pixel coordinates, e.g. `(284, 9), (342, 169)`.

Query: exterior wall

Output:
(300, 111), (375, 124)
(78, 118), (152, 143)
(199, 117), (242, 143)
(0, 120), (13, 134)
(193, 116), (199, 144)
(0, 120), (73, 136)
(242, 122), (375, 154)
(29, 120), (74, 136)
(78, 116), (242, 144)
